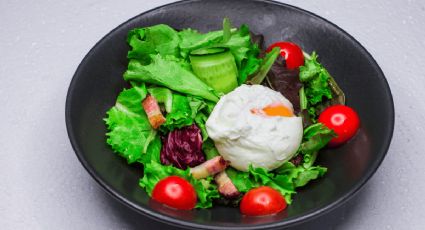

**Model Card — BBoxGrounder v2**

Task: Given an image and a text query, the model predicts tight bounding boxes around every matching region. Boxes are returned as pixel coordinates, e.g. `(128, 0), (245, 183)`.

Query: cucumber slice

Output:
(190, 48), (238, 94)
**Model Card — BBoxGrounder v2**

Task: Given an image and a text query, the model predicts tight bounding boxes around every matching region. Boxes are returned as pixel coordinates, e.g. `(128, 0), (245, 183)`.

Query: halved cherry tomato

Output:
(152, 176), (197, 210)
(266, 41), (304, 69)
(318, 105), (360, 146)
(240, 186), (287, 216)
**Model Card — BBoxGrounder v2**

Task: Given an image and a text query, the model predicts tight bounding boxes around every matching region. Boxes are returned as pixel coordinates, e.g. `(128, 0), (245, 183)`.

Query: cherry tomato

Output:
(152, 176), (197, 210)
(318, 105), (360, 146)
(240, 186), (287, 216)
(266, 41), (304, 69)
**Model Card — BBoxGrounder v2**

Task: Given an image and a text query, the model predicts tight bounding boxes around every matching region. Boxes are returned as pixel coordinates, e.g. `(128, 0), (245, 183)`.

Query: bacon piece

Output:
(214, 171), (240, 198)
(142, 94), (166, 129)
(190, 156), (229, 179)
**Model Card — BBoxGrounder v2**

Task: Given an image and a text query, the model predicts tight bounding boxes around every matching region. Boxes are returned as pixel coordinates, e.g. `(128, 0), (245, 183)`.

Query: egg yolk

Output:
(263, 103), (293, 117)
(251, 103), (293, 117)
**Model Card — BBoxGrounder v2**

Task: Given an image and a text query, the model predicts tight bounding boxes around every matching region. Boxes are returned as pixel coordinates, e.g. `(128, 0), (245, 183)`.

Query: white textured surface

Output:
(1, 0), (423, 229)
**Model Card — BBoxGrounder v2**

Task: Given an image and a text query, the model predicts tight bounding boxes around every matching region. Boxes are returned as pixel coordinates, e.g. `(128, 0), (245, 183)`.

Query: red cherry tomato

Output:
(318, 105), (360, 146)
(240, 186), (287, 216)
(266, 41), (304, 69)
(152, 176), (197, 210)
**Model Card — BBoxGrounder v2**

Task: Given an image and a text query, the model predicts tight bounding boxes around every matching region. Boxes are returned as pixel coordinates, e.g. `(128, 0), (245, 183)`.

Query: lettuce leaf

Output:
(274, 162), (327, 188)
(299, 52), (344, 125)
(226, 168), (255, 193)
(299, 123), (335, 168)
(124, 55), (220, 102)
(147, 87), (173, 113)
(104, 84), (161, 164)
(178, 29), (224, 58)
(160, 93), (193, 132)
(299, 53), (333, 105)
(222, 25), (262, 84)
(139, 161), (220, 208)
(127, 24), (180, 64)
(202, 139), (220, 160)
(187, 96), (215, 140)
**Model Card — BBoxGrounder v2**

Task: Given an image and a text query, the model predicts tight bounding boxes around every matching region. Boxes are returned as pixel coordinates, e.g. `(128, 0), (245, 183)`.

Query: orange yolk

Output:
(262, 104), (293, 117)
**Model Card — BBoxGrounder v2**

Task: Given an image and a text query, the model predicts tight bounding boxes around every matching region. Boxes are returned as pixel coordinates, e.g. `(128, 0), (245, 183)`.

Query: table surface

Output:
(1, 0), (424, 229)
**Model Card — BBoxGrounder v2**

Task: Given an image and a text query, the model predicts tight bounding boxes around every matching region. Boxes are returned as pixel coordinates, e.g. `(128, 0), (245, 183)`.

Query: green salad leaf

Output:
(127, 24), (180, 64)
(140, 161), (220, 208)
(247, 47), (280, 84)
(160, 93), (193, 132)
(104, 84), (161, 164)
(299, 123), (336, 168)
(178, 29), (225, 58)
(225, 168), (256, 193)
(124, 55), (220, 102)
(299, 52), (338, 121)
(300, 53), (333, 105)
(202, 139), (220, 160)
(147, 87), (173, 113)
(187, 96), (215, 140)
(274, 162), (327, 188)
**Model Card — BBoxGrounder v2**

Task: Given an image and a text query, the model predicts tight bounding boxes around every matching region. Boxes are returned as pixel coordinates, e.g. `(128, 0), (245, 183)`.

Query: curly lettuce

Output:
(104, 84), (161, 164)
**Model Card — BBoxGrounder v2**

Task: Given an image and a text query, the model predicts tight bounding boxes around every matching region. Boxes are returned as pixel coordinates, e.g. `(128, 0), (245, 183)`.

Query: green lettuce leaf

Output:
(299, 52), (345, 122)
(104, 84), (161, 164)
(238, 48), (262, 84)
(202, 139), (220, 160)
(225, 168), (255, 193)
(139, 161), (220, 208)
(300, 123), (336, 168)
(299, 53), (333, 105)
(160, 93), (193, 132)
(147, 87), (173, 113)
(246, 47), (280, 84)
(178, 29), (224, 58)
(220, 24), (262, 84)
(187, 96), (215, 140)
(294, 166), (327, 187)
(127, 24), (180, 64)
(274, 162), (327, 188)
(124, 55), (219, 102)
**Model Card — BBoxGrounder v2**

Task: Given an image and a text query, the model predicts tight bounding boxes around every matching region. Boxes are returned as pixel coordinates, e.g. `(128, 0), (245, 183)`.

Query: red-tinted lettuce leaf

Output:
(160, 124), (206, 169)
(266, 55), (303, 114)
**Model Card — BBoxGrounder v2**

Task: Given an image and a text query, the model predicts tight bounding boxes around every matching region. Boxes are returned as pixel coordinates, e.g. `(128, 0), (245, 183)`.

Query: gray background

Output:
(1, 0), (423, 229)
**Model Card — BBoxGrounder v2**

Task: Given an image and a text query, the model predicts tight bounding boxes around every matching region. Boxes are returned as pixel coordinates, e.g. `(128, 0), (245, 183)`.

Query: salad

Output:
(104, 18), (360, 215)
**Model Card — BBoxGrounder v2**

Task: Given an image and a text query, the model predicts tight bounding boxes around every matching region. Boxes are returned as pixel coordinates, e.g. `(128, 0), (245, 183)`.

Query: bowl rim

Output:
(65, 0), (395, 229)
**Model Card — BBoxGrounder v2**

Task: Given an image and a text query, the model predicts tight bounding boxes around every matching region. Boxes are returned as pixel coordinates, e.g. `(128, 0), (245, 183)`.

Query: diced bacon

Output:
(214, 171), (240, 198)
(190, 156), (229, 179)
(142, 94), (166, 129)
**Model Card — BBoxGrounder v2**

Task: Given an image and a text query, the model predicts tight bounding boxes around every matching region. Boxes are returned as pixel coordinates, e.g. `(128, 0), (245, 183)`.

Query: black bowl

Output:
(65, 0), (394, 229)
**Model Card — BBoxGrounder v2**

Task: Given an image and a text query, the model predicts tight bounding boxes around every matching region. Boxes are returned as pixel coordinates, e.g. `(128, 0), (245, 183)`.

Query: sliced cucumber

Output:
(190, 47), (238, 94)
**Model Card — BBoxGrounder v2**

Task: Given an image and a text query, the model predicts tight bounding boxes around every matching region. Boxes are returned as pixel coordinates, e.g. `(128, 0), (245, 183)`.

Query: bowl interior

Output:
(66, 0), (394, 229)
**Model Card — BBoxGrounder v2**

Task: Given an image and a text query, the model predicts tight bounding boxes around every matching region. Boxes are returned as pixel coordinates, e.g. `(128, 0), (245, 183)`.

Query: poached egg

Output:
(206, 84), (303, 171)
